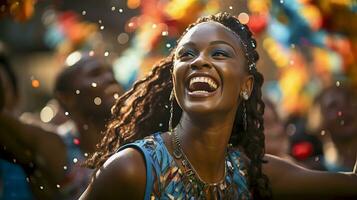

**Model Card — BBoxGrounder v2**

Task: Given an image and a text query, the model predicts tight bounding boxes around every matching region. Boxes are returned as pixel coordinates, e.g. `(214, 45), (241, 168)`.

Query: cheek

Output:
(218, 63), (245, 99)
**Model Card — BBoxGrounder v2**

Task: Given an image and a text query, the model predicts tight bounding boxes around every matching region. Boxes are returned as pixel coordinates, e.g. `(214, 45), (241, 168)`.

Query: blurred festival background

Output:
(0, 0), (357, 199)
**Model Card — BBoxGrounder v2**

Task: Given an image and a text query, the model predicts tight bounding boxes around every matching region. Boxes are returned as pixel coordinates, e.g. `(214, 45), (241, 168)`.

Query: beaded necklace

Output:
(171, 129), (238, 199)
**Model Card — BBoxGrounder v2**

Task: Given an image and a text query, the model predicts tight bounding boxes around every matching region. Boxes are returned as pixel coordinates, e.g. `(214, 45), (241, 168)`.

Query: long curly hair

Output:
(86, 12), (272, 199)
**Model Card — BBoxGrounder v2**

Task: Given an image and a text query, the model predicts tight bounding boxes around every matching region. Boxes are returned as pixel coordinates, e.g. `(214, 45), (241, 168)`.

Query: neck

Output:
(176, 109), (237, 183)
(72, 115), (105, 154)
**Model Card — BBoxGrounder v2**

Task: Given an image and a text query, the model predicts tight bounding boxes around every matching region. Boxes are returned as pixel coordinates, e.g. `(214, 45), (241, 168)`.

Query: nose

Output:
(190, 53), (211, 70)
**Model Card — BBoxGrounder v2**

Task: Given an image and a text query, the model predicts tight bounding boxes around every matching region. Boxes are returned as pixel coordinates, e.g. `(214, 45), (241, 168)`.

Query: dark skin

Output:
(80, 22), (357, 200)
(0, 56), (123, 199)
(319, 87), (357, 170)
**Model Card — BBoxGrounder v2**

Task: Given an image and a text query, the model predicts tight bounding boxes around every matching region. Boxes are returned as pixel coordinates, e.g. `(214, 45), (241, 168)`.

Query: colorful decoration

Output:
(0, 0), (36, 22)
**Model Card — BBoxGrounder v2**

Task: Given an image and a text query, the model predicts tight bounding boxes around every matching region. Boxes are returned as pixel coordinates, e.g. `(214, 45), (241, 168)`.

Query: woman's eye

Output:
(179, 51), (195, 58)
(212, 50), (229, 58)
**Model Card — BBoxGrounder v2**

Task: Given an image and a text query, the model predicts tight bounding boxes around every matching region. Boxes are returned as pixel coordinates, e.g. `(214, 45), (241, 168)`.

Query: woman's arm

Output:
(79, 148), (147, 200)
(263, 154), (357, 200)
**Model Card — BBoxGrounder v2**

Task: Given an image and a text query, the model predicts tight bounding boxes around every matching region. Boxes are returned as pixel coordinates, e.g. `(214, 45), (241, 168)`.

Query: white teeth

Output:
(189, 76), (218, 89)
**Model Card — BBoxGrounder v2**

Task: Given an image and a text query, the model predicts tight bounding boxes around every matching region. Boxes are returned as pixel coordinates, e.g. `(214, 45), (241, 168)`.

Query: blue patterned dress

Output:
(118, 133), (252, 200)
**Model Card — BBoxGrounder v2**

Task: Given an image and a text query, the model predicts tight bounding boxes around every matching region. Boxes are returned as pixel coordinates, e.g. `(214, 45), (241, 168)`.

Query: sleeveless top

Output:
(118, 132), (252, 200)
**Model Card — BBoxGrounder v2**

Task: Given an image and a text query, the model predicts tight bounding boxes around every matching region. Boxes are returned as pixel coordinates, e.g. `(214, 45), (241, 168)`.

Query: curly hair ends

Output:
(86, 12), (272, 199)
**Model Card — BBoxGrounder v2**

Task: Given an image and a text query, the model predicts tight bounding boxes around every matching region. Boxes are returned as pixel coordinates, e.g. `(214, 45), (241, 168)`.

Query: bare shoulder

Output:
(80, 148), (146, 200)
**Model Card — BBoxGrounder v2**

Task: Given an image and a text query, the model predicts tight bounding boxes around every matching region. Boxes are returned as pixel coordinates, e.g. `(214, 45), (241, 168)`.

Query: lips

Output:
(186, 73), (220, 97)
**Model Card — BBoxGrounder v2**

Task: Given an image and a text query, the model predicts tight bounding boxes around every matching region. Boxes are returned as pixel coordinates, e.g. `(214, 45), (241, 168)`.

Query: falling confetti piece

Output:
(111, 6), (116, 11)
(104, 51), (109, 57)
(73, 138), (80, 145)
(73, 158), (78, 163)
(338, 111), (342, 116)
(65, 112), (69, 116)
(98, 20), (102, 24)
(238, 12), (249, 24)
(75, 90), (80, 94)
(89, 51), (95, 56)
(162, 31), (168, 36)
(63, 166), (67, 170)
(166, 43), (171, 48)
(56, 184), (61, 188)
(91, 82), (97, 87)
(114, 93), (119, 99)
(40, 186), (44, 190)
(32, 79), (40, 88)
(321, 130), (326, 136)
(94, 97), (102, 105)
(336, 81), (341, 87)
(82, 10), (86, 15)
(100, 25), (104, 30)
(152, 24), (157, 29)
(229, 6), (233, 10)
(280, 0), (284, 3)
(84, 153), (89, 157)
(119, 8), (123, 13)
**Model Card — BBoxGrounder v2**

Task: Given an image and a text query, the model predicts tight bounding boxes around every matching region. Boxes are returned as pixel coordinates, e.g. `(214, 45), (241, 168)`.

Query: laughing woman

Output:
(80, 13), (357, 200)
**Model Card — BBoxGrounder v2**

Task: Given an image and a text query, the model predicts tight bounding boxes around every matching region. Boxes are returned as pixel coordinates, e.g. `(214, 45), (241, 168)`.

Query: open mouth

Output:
(187, 75), (219, 96)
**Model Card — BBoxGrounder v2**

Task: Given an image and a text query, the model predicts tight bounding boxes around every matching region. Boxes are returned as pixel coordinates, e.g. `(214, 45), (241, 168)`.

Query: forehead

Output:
(177, 22), (242, 49)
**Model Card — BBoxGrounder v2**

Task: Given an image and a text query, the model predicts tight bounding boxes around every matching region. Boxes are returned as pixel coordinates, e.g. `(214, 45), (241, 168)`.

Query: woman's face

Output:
(173, 22), (253, 116)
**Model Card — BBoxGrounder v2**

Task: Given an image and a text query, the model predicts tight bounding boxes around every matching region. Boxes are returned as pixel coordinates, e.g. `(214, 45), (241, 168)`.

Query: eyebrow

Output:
(179, 41), (237, 54)
(209, 40), (237, 53)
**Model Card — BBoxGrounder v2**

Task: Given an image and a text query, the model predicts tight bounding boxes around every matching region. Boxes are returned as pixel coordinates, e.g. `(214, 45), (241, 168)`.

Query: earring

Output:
(169, 90), (174, 132)
(240, 91), (248, 131)
(241, 91), (249, 100)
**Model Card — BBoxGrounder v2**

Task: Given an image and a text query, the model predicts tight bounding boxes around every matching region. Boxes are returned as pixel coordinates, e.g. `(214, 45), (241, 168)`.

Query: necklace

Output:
(171, 129), (235, 198)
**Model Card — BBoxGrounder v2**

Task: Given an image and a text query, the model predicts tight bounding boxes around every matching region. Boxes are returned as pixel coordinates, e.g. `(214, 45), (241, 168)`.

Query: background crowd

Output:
(0, 0), (356, 199)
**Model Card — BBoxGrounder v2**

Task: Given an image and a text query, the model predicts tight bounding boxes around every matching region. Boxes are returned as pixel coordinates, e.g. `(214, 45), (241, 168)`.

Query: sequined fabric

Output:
(125, 133), (252, 200)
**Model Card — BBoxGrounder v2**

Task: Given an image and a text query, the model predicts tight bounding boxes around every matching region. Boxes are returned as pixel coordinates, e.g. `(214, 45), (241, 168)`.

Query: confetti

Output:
(117, 33), (129, 44)
(89, 51), (95, 56)
(166, 43), (171, 48)
(94, 97), (102, 105)
(98, 20), (102, 24)
(83, 124), (88, 130)
(229, 6), (233, 10)
(82, 10), (86, 15)
(84, 153), (89, 157)
(162, 31), (168, 36)
(40, 186), (44, 190)
(119, 8), (123, 13)
(73, 138), (80, 145)
(336, 81), (341, 87)
(32, 79), (40, 88)
(152, 24), (157, 29)
(238, 12), (249, 24)
(63, 166), (67, 170)
(73, 158), (78, 163)
(321, 130), (326, 136)
(75, 90), (80, 94)
(56, 184), (61, 188)
(100, 25), (104, 30)
(104, 51), (109, 57)
(280, 0), (284, 3)
(114, 93), (120, 99)
(65, 112), (69, 116)
(111, 6), (116, 11)
(91, 82), (97, 87)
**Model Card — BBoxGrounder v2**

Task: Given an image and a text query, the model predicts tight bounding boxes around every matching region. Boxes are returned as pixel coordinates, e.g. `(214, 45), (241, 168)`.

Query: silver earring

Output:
(241, 91), (249, 100)
(169, 90), (174, 132)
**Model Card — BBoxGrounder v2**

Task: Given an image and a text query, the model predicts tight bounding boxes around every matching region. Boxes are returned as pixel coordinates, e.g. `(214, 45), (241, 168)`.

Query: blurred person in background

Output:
(312, 84), (357, 172)
(263, 98), (290, 159)
(0, 50), (35, 200)
(0, 52), (124, 199)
